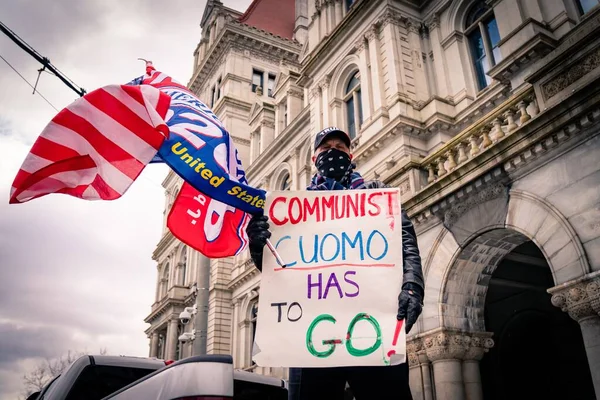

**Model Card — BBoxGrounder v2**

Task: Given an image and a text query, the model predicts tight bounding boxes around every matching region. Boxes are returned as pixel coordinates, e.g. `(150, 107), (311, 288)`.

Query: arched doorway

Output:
(481, 241), (595, 400)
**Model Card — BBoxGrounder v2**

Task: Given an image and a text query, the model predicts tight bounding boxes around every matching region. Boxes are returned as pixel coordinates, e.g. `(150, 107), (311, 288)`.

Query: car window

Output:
(37, 374), (60, 399)
(64, 365), (156, 400)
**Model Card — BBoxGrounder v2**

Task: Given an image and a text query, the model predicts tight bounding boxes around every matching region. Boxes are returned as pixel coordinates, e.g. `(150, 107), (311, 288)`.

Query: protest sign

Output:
(252, 188), (406, 368)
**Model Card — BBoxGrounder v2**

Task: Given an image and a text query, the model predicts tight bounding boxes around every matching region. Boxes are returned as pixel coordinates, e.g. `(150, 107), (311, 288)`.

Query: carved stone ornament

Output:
(319, 75), (331, 89)
(353, 37), (367, 53)
(287, 88), (304, 98)
(399, 178), (411, 195)
(365, 27), (378, 42)
(379, 9), (401, 27)
(550, 274), (600, 322)
(406, 18), (421, 34)
(542, 46), (600, 100)
(423, 330), (494, 362)
(426, 15), (439, 30)
(443, 183), (507, 227)
(406, 337), (423, 367)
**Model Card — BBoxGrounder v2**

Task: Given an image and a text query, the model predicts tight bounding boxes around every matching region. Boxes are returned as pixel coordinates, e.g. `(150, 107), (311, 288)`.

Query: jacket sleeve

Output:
(401, 208), (425, 294)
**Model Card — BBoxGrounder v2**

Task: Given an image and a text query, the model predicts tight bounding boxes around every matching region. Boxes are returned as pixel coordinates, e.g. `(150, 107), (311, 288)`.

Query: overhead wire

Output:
(0, 53), (59, 112)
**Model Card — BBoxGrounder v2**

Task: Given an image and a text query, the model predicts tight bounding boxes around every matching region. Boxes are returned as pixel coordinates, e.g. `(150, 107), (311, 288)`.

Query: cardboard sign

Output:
(252, 188), (406, 368)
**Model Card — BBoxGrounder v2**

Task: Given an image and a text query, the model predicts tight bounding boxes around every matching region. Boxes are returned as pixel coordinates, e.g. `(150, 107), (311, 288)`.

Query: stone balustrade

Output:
(423, 89), (540, 184)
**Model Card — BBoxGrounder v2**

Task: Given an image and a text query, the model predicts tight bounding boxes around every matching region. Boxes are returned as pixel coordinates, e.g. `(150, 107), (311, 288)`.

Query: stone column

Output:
(550, 272), (600, 398)
(407, 338), (425, 400)
(334, 0), (342, 25)
(378, 11), (405, 107)
(407, 337), (434, 400)
(425, 16), (449, 99)
(365, 27), (384, 116)
(150, 332), (159, 357)
(310, 87), (322, 132)
(165, 318), (179, 360)
(319, 77), (330, 127)
(424, 331), (467, 400)
(423, 330), (494, 400)
(419, 351), (435, 400)
(354, 38), (372, 121)
(462, 334), (494, 400)
(319, 1), (327, 39)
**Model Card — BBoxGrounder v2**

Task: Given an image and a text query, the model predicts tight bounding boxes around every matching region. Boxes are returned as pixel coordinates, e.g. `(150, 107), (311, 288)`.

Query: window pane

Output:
(268, 74), (276, 97)
(346, 72), (360, 94)
(465, 1), (490, 28)
(468, 29), (489, 90)
(486, 17), (502, 64)
(578, 0), (599, 14)
(252, 70), (263, 92)
(280, 172), (291, 190)
(469, 29), (485, 60)
(485, 18), (501, 47)
(345, 0), (355, 11)
(346, 97), (355, 139)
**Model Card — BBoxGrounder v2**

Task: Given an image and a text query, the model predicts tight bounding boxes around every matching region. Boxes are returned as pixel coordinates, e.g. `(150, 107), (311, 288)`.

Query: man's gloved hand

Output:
(397, 282), (424, 334)
(246, 214), (271, 272)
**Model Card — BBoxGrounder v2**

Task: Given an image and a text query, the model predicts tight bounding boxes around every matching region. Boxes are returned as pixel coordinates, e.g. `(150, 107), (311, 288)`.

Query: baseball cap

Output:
(314, 127), (351, 151)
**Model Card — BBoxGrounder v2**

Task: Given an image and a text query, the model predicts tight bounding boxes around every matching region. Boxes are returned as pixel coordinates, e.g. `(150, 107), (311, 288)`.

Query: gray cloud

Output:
(0, 322), (78, 367)
(0, 0), (253, 397)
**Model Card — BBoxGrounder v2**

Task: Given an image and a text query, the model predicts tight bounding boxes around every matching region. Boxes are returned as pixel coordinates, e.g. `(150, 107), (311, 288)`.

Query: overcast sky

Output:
(0, 0), (251, 397)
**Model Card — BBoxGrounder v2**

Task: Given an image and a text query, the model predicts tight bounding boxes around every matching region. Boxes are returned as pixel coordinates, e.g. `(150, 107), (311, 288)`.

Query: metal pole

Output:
(193, 254), (210, 355)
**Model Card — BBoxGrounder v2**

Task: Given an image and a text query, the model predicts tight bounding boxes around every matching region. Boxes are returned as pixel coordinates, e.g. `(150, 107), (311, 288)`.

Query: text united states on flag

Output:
(9, 84), (171, 203)
(128, 65), (265, 257)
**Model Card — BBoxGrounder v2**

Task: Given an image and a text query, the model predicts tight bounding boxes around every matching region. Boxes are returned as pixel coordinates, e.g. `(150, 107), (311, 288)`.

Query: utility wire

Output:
(0, 53), (59, 112)
(0, 19), (86, 97)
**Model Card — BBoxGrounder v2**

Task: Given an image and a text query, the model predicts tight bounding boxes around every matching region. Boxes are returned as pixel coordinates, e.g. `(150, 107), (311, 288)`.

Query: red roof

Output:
(238, 0), (296, 40)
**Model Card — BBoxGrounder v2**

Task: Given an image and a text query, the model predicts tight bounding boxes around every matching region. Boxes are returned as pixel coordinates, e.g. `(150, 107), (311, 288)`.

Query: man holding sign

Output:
(246, 127), (424, 400)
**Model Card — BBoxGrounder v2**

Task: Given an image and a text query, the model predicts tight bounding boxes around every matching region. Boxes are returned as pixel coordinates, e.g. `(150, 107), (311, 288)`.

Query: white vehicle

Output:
(102, 355), (288, 400)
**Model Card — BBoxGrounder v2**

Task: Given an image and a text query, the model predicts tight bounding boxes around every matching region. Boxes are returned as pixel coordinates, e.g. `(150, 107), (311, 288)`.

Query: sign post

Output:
(252, 188), (406, 368)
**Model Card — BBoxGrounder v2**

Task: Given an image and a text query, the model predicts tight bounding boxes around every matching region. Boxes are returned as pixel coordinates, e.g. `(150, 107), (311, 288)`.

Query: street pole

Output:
(193, 254), (210, 355)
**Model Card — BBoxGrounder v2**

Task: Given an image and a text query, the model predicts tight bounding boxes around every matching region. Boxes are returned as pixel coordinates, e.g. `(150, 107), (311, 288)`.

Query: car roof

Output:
(88, 355), (167, 369)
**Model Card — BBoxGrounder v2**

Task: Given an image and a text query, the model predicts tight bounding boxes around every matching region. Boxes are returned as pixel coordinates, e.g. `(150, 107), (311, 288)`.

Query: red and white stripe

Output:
(9, 84), (171, 204)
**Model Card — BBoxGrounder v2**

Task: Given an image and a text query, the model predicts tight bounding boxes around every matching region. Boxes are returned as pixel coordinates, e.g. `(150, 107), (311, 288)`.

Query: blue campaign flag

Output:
(130, 64), (266, 215)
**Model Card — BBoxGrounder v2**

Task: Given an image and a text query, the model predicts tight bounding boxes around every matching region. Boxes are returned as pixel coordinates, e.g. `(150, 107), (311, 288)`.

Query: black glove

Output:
(246, 214), (271, 272)
(397, 282), (424, 334)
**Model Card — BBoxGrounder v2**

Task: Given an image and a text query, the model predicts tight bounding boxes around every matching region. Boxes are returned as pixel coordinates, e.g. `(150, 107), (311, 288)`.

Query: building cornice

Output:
(189, 22), (301, 93)
(152, 231), (177, 261)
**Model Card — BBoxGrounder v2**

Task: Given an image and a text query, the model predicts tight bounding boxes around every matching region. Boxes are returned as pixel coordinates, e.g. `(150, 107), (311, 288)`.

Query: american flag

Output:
(9, 84), (171, 204)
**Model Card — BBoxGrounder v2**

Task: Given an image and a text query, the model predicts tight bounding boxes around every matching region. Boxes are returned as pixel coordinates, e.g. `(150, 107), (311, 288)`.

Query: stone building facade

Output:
(145, 0), (600, 399)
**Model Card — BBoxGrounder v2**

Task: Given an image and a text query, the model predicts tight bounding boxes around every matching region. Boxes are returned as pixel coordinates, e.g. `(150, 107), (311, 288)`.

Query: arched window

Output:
(250, 301), (258, 366)
(465, 1), (502, 91)
(179, 250), (187, 286)
(280, 171), (292, 191)
(344, 71), (363, 139)
(161, 264), (170, 298)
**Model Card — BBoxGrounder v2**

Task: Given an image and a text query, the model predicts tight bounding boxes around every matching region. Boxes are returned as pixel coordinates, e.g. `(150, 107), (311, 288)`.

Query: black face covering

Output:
(315, 148), (352, 181)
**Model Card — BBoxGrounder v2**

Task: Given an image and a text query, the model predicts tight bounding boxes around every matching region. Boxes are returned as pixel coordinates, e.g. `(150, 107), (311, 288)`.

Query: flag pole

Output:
(265, 238), (287, 268)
